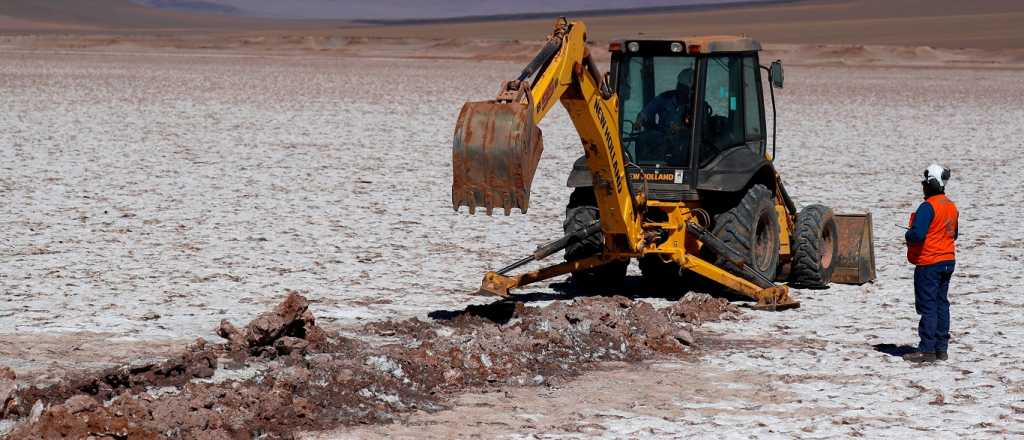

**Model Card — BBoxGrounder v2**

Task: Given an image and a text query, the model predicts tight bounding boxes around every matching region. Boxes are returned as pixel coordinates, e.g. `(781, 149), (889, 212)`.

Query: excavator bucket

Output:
(452, 99), (543, 215)
(832, 213), (877, 284)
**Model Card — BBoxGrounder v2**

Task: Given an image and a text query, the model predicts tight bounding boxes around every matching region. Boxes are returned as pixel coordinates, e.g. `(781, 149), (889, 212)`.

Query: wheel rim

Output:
(753, 213), (773, 272)
(820, 223), (835, 269)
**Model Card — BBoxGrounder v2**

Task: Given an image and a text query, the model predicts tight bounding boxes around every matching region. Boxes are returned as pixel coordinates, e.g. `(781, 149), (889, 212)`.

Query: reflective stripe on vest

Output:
(907, 194), (958, 266)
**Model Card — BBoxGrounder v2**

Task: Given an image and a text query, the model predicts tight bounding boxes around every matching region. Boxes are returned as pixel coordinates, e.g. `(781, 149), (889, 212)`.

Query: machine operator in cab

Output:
(634, 68), (695, 133)
(632, 68), (696, 165)
(902, 164), (959, 364)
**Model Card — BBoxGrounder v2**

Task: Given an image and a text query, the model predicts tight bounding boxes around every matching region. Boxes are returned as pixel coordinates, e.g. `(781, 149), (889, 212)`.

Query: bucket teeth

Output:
(453, 189), (528, 216)
(451, 99), (543, 216)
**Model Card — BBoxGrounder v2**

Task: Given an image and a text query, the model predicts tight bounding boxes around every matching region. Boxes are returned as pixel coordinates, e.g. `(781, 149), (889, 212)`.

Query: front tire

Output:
(790, 204), (838, 288)
(711, 184), (781, 282)
(564, 188), (627, 287)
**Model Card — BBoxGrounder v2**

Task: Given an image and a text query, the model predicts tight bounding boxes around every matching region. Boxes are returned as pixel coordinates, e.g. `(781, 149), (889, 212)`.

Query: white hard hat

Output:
(923, 163), (951, 188)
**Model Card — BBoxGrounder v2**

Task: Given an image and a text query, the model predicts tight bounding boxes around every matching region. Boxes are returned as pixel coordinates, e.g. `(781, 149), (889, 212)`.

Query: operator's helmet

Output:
(922, 163), (951, 193)
(676, 68), (695, 90)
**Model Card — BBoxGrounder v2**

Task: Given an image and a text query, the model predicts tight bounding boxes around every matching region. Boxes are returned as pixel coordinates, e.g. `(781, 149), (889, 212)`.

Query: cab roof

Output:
(609, 35), (761, 53)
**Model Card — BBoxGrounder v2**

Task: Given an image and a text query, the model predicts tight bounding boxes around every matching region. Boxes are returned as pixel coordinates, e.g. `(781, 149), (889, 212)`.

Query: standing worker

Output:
(903, 164), (959, 364)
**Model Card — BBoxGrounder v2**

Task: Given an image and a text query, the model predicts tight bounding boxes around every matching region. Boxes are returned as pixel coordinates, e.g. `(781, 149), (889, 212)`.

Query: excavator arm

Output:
(452, 18), (642, 251)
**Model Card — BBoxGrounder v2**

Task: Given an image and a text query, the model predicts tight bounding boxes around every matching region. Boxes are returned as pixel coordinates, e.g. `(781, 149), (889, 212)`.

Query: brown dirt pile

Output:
(216, 291), (331, 356)
(666, 292), (743, 326)
(2, 292), (740, 439)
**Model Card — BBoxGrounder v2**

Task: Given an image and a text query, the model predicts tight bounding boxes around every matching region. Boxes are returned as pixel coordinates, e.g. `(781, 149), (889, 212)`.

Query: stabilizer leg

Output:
(676, 254), (799, 311)
(478, 254), (619, 297)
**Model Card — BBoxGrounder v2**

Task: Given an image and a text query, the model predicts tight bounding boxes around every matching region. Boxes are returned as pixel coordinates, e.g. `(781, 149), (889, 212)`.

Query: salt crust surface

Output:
(1, 50), (1023, 437)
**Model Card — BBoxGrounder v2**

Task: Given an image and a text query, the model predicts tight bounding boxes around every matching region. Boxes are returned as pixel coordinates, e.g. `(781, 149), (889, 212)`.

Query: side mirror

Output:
(769, 60), (784, 89)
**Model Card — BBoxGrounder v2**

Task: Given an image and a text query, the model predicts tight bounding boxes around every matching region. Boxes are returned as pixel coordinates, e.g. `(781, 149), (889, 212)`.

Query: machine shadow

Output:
(427, 301), (521, 325)
(546, 275), (753, 303)
(872, 343), (918, 357)
(427, 274), (750, 324)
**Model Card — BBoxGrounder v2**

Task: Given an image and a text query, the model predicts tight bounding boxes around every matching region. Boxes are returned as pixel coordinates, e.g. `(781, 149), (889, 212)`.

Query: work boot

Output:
(903, 351), (937, 363)
(936, 351), (948, 361)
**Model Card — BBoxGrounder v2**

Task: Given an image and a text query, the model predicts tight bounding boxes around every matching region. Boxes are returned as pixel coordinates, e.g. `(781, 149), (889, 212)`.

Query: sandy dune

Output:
(3, 0), (1024, 73)
(337, 0), (1024, 49)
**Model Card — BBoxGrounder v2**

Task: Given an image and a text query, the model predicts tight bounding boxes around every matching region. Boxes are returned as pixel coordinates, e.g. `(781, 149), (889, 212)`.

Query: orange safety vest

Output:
(907, 194), (958, 266)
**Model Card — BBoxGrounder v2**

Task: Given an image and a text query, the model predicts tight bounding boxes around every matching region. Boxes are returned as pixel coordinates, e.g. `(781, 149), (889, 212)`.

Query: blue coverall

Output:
(638, 90), (692, 132)
(906, 201), (958, 353)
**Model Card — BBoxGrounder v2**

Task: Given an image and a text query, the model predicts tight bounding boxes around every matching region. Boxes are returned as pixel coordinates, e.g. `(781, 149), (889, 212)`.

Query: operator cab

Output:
(605, 36), (780, 201)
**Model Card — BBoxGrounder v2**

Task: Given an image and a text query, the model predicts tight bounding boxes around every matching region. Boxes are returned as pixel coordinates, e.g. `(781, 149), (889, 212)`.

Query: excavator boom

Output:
(451, 18), (642, 247)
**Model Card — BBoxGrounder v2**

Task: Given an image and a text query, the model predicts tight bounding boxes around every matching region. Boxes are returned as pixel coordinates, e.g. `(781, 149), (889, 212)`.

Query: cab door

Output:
(741, 54), (767, 157)
(693, 52), (770, 192)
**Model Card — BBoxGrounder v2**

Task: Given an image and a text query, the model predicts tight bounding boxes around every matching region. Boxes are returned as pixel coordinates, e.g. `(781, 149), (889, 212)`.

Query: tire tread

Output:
(790, 204), (836, 288)
(710, 184), (779, 281)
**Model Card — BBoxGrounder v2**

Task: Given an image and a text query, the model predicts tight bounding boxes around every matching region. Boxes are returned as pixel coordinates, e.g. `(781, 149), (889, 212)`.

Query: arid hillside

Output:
(2, 0), (1024, 48)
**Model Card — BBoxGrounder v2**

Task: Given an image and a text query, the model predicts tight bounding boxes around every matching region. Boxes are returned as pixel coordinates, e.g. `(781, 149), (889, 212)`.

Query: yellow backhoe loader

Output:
(452, 18), (876, 310)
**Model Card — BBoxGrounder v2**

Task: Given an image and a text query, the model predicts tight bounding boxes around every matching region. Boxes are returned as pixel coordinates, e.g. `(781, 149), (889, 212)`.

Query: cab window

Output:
(618, 55), (697, 168)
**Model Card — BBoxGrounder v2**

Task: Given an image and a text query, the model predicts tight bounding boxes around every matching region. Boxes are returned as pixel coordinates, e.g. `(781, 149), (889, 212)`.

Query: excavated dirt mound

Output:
(1, 292), (741, 439)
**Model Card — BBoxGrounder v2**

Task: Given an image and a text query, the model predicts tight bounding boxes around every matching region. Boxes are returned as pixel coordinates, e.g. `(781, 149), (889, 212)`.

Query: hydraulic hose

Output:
(517, 37), (563, 83)
(496, 220), (602, 275)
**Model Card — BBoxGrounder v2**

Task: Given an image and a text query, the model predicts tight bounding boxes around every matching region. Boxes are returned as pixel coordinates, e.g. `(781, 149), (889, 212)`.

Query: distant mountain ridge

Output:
(0, 0), (266, 31)
(352, 0), (794, 25)
(134, 0), (777, 20)
(135, 0), (239, 15)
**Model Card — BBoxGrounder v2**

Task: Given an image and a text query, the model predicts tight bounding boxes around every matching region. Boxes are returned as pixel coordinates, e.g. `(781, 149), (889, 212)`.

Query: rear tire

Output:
(790, 204), (838, 288)
(564, 188), (627, 287)
(711, 184), (780, 282)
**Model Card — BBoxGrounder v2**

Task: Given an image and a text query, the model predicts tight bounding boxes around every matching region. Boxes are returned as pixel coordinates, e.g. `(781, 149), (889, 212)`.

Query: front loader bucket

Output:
(452, 100), (543, 215)
(832, 213), (877, 284)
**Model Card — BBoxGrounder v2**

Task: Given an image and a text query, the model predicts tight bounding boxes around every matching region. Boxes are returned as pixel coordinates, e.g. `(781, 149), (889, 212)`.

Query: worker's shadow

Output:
(872, 344), (918, 357)
(427, 275), (747, 324)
